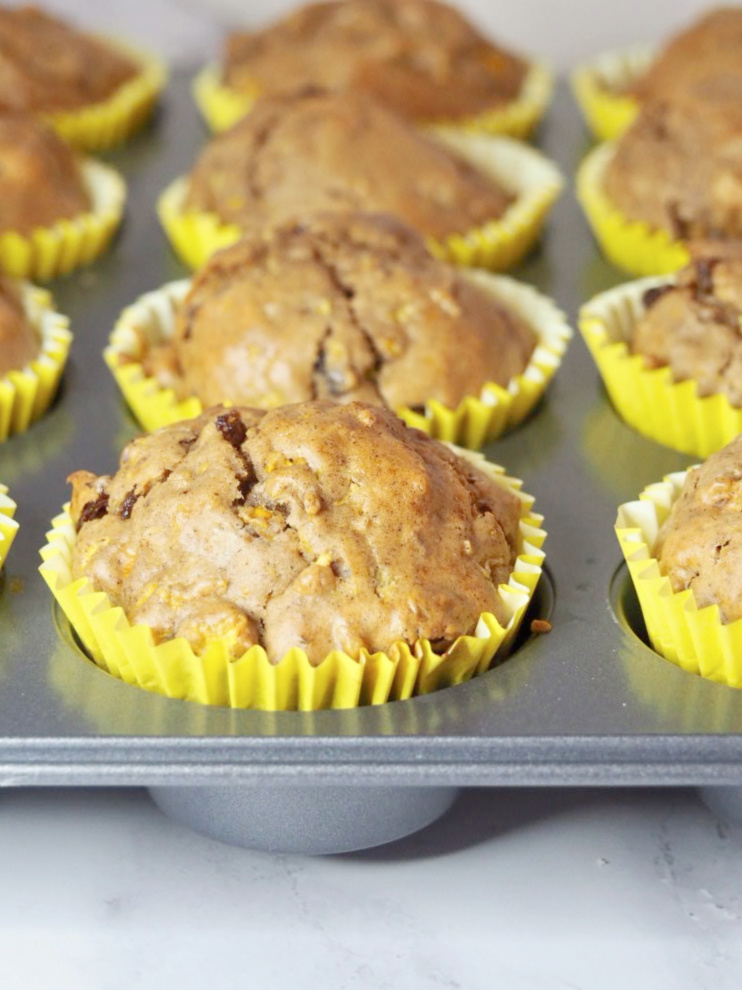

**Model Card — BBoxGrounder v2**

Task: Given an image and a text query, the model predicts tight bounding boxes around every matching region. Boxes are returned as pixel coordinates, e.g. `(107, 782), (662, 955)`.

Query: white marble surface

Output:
(1, 787), (741, 989)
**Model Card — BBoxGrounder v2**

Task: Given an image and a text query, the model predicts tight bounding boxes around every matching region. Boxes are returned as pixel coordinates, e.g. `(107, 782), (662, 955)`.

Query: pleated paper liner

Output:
(0, 160), (126, 281)
(576, 142), (689, 277)
(616, 471), (742, 689)
(39, 452), (546, 712)
(0, 282), (72, 442)
(580, 276), (742, 458)
(158, 133), (564, 272)
(41, 41), (167, 151)
(193, 60), (553, 140)
(0, 485), (18, 572)
(570, 45), (653, 142)
(104, 273), (572, 446)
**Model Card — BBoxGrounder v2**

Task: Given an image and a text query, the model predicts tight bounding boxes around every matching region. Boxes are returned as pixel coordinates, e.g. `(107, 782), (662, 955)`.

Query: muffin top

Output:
(0, 6), (138, 113)
(631, 8), (742, 104)
(0, 112), (90, 235)
(0, 275), (38, 376)
(603, 89), (742, 240)
(224, 0), (528, 122)
(630, 244), (742, 406)
(184, 89), (513, 241)
(145, 212), (535, 411)
(68, 401), (521, 664)
(655, 432), (742, 623)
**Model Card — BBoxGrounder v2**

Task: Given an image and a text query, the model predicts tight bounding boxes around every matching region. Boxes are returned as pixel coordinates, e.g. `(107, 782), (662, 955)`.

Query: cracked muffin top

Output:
(0, 275), (38, 376)
(183, 89), (513, 241)
(0, 6), (138, 113)
(0, 112), (90, 235)
(630, 244), (742, 407)
(631, 8), (742, 105)
(143, 212), (536, 411)
(655, 432), (742, 623)
(223, 0), (528, 122)
(68, 401), (522, 665)
(603, 85), (742, 240)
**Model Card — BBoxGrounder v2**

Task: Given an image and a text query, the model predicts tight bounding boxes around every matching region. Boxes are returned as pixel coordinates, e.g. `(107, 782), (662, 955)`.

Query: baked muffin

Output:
(67, 401), (522, 665)
(654, 434), (742, 625)
(184, 89), (512, 242)
(143, 212), (536, 412)
(0, 273), (39, 376)
(0, 111), (90, 235)
(223, 0), (527, 123)
(0, 6), (138, 113)
(630, 244), (742, 407)
(602, 86), (742, 241)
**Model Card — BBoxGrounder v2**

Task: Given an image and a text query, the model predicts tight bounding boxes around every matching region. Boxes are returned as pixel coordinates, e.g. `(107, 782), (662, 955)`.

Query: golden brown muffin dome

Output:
(224, 0), (527, 122)
(0, 274), (38, 376)
(183, 88), (512, 241)
(630, 244), (742, 407)
(68, 401), (522, 664)
(0, 112), (90, 235)
(0, 6), (138, 113)
(150, 212), (535, 412)
(655, 432), (742, 623)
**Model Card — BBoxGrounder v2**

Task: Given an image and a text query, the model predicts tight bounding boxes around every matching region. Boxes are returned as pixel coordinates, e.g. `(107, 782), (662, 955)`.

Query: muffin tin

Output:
(1, 74), (742, 855)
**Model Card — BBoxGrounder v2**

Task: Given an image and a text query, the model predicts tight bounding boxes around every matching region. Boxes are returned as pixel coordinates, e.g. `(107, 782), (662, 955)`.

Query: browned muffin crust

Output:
(0, 6), (138, 113)
(603, 90), (742, 240)
(68, 401), (521, 664)
(184, 89), (513, 241)
(655, 432), (742, 623)
(0, 274), (38, 376)
(145, 212), (535, 411)
(631, 244), (742, 406)
(224, 0), (527, 122)
(0, 112), (90, 235)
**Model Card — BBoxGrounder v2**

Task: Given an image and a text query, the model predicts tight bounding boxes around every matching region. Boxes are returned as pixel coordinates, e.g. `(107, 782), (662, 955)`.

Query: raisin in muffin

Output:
(144, 212), (535, 412)
(0, 112), (90, 235)
(184, 89), (512, 241)
(654, 432), (742, 623)
(68, 401), (522, 665)
(223, 0), (528, 123)
(630, 243), (742, 406)
(0, 273), (38, 376)
(0, 6), (138, 113)
(602, 84), (742, 241)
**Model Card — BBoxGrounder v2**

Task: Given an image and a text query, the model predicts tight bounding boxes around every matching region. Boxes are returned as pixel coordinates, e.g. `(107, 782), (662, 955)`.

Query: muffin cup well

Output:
(104, 273), (571, 446)
(158, 133), (563, 273)
(570, 45), (653, 142)
(193, 60), (553, 140)
(0, 160), (126, 281)
(0, 485), (18, 572)
(39, 451), (546, 712)
(0, 281), (72, 442)
(616, 471), (742, 688)
(576, 142), (689, 277)
(41, 41), (167, 152)
(580, 276), (742, 457)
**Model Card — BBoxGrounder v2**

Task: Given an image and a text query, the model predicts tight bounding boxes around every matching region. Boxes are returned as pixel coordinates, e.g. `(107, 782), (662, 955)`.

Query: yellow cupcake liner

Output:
(158, 131), (563, 272)
(616, 470), (742, 688)
(39, 451), (546, 711)
(105, 272), (571, 446)
(580, 276), (742, 457)
(0, 159), (126, 281)
(41, 41), (167, 151)
(0, 281), (72, 442)
(570, 45), (653, 141)
(576, 142), (689, 277)
(193, 60), (553, 140)
(0, 485), (18, 572)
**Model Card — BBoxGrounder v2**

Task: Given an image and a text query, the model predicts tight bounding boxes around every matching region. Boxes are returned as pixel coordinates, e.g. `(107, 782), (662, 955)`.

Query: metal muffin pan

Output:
(1, 75), (742, 855)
